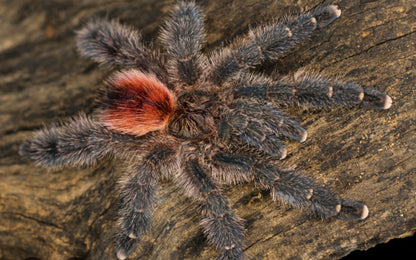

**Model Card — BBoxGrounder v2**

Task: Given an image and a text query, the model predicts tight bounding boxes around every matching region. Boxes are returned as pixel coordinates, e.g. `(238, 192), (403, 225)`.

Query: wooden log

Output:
(1, 0), (415, 259)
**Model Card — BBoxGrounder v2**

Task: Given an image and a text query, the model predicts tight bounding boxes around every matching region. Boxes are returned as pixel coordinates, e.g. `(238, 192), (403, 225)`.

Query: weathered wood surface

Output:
(1, 0), (415, 259)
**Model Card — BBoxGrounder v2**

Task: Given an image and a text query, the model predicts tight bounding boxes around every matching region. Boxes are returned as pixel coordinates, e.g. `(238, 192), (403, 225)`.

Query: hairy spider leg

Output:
(212, 153), (369, 220)
(19, 114), (113, 167)
(175, 158), (245, 259)
(76, 18), (168, 83)
(117, 160), (158, 260)
(232, 71), (392, 110)
(117, 147), (178, 260)
(159, 0), (207, 87)
(205, 6), (342, 86)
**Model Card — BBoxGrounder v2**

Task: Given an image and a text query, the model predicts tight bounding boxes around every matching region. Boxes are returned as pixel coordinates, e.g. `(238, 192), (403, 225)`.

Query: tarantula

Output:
(20, 1), (392, 259)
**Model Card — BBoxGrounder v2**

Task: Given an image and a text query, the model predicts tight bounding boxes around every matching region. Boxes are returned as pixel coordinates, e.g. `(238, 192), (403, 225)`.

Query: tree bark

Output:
(1, 0), (415, 259)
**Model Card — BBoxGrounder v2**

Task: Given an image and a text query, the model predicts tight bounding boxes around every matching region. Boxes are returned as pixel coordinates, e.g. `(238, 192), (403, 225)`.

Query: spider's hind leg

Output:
(212, 154), (369, 220)
(116, 160), (157, 260)
(116, 147), (178, 260)
(176, 158), (245, 259)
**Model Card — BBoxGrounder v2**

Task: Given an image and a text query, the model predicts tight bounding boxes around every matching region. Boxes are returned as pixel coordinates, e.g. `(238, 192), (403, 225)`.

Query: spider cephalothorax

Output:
(20, 1), (392, 259)
(168, 89), (218, 139)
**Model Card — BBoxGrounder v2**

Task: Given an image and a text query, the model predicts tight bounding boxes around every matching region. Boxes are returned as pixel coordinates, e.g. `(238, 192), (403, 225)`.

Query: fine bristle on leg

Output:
(211, 153), (255, 185)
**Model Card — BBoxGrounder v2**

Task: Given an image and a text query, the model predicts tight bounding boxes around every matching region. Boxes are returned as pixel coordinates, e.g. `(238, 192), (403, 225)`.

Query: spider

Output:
(19, 1), (392, 259)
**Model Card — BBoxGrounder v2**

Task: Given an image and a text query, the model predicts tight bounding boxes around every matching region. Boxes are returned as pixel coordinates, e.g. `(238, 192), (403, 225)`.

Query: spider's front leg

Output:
(176, 158), (245, 260)
(117, 147), (179, 260)
(159, 0), (207, 87)
(206, 5), (341, 86)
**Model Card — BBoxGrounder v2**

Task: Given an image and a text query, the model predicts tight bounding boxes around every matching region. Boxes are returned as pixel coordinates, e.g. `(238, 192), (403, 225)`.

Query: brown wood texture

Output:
(1, 0), (415, 259)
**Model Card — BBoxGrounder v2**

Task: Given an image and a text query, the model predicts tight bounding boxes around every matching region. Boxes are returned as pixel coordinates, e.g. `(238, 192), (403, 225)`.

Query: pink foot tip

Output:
(361, 205), (369, 219)
(383, 95), (392, 109)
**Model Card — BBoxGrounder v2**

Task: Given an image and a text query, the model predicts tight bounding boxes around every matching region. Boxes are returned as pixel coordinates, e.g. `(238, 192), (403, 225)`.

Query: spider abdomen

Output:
(98, 69), (176, 136)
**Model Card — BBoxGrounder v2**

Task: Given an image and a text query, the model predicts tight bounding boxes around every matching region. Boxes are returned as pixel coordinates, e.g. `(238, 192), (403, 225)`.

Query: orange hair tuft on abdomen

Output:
(98, 70), (176, 136)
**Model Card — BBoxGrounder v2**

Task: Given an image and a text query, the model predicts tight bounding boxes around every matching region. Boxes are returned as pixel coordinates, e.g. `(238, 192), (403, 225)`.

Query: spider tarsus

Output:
(116, 249), (127, 260)
(217, 247), (245, 260)
(19, 126), (60, 167)
(128, 233), (137, 239)
(338, 200), (370, 220)
(336, 204), (342, 213)
(328, 5), (342, 18)
(362, 88), (393, 109)
(285, 26), (293, 37)
(116, 236), (138, 260)
(313, 5), (342, 28)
